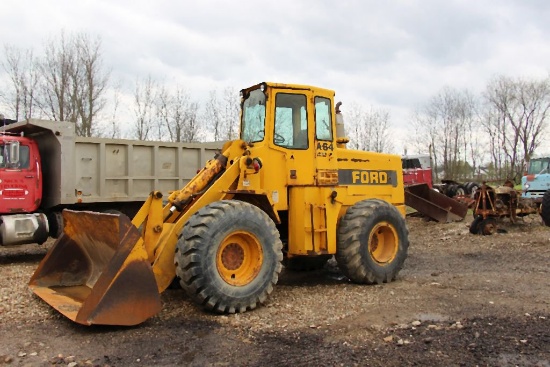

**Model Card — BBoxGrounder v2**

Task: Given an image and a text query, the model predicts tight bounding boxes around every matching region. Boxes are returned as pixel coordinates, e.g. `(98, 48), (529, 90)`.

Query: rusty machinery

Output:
(470, 181), (543, 235)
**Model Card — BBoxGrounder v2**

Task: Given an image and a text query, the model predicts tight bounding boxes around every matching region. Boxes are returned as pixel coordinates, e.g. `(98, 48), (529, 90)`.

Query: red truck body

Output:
(402, 154), (433, 188)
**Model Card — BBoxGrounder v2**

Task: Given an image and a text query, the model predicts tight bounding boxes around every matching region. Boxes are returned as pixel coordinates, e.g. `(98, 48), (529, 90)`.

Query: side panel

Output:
(72, 139), (222, 204)
(336, 148), (405, 214)
(288, 186), (341, 255)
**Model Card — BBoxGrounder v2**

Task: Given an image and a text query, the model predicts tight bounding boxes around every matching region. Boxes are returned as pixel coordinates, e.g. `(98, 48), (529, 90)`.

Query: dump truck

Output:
(0, 119), (220, 246)
(29, 82), (410, 326)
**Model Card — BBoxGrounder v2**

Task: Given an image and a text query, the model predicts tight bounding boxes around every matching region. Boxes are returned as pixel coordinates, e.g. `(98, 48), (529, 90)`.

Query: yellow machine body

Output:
(29, 82), (406, 326)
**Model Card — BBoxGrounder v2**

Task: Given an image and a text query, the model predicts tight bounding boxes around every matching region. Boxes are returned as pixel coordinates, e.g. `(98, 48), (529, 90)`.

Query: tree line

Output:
(411, 75), (550, 183)
(0, 31), (393, 149)
(3, 31), (549, 183)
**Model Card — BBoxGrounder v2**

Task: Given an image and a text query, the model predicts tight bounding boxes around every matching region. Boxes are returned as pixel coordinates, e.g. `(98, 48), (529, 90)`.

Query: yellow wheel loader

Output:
(29, 82), (409, 326)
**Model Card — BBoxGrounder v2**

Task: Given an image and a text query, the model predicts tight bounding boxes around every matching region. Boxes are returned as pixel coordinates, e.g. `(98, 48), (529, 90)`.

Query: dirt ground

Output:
(0, 214), (549, 367)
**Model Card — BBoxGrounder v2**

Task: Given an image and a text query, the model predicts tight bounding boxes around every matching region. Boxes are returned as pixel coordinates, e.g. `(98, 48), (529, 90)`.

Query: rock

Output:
(17, 352), (26, 357)
(383, 336), (393, 343)
(67, 362), (78, 367)
(411, 320), (421, 327)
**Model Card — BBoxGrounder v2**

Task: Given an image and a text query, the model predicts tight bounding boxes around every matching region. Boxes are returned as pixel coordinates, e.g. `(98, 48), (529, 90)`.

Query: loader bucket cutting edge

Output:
(29, 210), (162, 326)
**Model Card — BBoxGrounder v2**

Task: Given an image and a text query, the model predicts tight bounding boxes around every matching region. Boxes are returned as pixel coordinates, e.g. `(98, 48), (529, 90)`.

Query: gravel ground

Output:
(0, 215), (549, 366)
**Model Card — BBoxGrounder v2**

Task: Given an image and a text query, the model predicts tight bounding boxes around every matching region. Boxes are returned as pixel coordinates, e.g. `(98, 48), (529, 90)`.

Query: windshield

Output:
(528, 158), (550, 175)
(0, 142), (30, 169)
(241, 89), (266, 143)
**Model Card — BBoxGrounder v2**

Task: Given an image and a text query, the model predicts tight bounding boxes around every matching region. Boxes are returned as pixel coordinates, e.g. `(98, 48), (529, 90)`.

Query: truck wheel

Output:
(541, 190), (550, 226)
(336, 199), (409, 284)
(284, 255), (332, 271)
(175, 200), (283, 313)
(47, 211), (64, 238)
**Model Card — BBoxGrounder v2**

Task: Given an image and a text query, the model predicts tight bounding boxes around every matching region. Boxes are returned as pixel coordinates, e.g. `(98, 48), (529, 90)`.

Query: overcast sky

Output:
(2, 0), (550, 152)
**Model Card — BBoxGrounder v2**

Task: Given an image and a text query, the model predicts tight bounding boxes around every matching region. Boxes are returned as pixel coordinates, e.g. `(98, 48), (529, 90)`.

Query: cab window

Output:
(315, 97), (333, 141)
(274, 93), (308, 149)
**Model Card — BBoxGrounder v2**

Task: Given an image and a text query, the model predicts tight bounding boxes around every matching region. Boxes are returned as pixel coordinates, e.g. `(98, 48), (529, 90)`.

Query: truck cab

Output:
(522, 156), (550, 200)
(402, 154), (433, 188)
(0, 134), (42, 213)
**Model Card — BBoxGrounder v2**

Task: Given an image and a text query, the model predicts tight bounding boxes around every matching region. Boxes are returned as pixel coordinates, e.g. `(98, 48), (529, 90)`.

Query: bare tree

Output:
(132, 75), (157, 140)
(345, 102), (367, 151)
(38, 31), (79, 123)
(483, 75), (550, 181)
(366, 107), (394, 153)
(203, 87), (239, 141)
(157, 85), (201, 142)
(412, 87), (478, 181)
(346, 103), (394, 153)
(204, 90), (222, 140)
(33, 31), (110, 137)
(1, 45), (40, 120)
(74, 33), (109, 137)
(222, 87), (239, 140)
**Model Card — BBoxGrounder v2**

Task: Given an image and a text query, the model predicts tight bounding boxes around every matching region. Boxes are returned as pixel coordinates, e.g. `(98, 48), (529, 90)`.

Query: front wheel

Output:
(175, 200), (283, 313)
(336, 199), (409, 284)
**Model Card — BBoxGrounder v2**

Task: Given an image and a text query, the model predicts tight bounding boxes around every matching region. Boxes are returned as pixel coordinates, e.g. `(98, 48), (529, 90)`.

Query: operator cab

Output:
(240, 82), (334, 151)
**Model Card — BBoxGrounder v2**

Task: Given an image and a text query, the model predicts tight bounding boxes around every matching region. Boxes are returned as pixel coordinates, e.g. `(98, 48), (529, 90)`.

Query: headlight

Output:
(524, 183), (530, 189)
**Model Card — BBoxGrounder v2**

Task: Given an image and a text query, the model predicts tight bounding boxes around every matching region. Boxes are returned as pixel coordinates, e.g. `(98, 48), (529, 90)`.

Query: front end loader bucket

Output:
(405, 183), (468, 222)
(29, 210), (162, 326)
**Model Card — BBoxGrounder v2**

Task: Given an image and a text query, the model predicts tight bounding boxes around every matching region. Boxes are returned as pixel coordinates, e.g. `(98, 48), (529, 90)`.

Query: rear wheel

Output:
(541, 190), (550, 226)
(175, 200), (283, 313)
(336, 199), (409, 284)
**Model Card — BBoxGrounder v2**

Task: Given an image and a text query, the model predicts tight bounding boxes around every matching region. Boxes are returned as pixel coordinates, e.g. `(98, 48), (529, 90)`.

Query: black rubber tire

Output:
(479, 217), (497, 235)
(174, 200), (283, 313)
(455, 186), (466, 196)
(336, 199), (409, 284)
(446, 184), (458, 198)
(284, 255), (332, 271)
(47, 211), (64, 238)
(469, 215), (483, 234)
(541, 190), (550, 226)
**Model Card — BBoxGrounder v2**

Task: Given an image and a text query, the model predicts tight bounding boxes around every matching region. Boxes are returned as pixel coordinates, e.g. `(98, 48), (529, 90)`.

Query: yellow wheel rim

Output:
(368, 222), (398, 264)
(217, 231), (263, 286)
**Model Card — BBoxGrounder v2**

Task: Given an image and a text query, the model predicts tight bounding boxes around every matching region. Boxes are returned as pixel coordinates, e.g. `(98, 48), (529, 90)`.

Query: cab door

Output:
(285, 90), (340, 255)
(312, 93), (338, 181)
